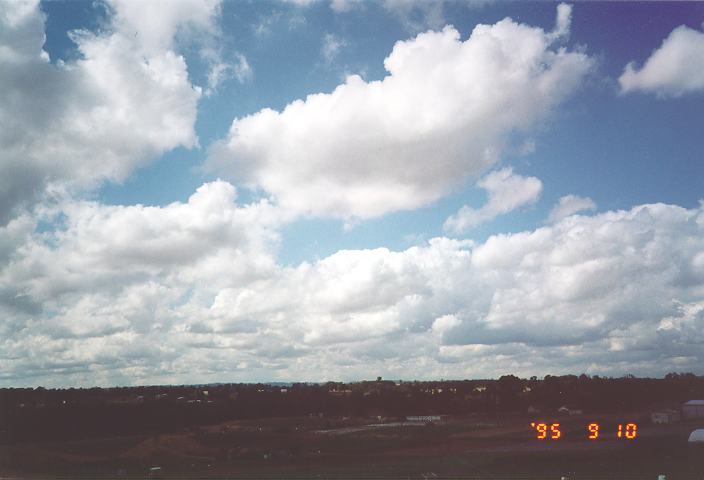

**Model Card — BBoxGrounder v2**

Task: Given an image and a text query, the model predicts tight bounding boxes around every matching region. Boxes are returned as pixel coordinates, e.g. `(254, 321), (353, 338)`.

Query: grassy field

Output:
(1, 414), (703, 479)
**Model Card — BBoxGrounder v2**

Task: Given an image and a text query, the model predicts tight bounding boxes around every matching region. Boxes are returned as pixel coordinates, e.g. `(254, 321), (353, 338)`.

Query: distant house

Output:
(683, 400), (704, 419)
(651, 410), (681, 424)
(558, 406), (583, 416)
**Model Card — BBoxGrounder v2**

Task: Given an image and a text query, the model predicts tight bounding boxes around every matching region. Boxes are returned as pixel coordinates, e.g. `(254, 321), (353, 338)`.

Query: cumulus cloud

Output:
(444, 168), (543, 234)
(551, 2), (572, 41)
(619, 25), (704, 97)
(547, 194), (596, 223)
(0, 0), (219, 224)
(107, 0), (221, 54)
(3, 181), (282, 300)
(2, 194), (703, 385)
(208, 4), (593, 221)
(0, 180), (285, 382)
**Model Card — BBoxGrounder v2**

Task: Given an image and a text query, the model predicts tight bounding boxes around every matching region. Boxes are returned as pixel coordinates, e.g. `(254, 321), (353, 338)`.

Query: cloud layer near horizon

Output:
(2, 189), (703, 386)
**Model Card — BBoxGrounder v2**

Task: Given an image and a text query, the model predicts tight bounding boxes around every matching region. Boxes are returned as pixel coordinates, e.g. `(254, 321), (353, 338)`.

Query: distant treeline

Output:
(1, 373), (702, 443)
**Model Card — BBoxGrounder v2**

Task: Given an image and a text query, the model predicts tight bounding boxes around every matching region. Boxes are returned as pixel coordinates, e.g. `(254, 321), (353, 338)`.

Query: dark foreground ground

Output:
(1, 413), (703, 479)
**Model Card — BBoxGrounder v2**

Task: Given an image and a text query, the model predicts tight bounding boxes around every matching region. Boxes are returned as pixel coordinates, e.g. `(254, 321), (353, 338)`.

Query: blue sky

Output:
(1, 0), (703, 386)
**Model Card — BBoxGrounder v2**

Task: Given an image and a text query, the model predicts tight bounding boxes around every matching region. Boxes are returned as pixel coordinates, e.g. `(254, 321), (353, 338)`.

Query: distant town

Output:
(2, 373), (703, 442)
(2, 373), (703, 477)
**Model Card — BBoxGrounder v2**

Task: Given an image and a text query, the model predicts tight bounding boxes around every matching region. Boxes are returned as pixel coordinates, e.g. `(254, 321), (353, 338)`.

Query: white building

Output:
(688, 429), (704, 443)
(683, 400), (704, 419)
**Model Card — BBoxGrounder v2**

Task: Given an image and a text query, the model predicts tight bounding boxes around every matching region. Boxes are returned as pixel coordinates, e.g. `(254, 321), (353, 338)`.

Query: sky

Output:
(1, 0), (703, 387)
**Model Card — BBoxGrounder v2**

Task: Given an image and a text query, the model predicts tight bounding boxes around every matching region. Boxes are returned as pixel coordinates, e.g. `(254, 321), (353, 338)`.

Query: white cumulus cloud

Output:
(619, 25), (704, 98)
(547, 194), (597, 223)
(107, 0), (221, 55)
(444, 168), (543, 234)
(208, 4), (593, 221)
(551, 2), (572, 41)
(2, 194), (704, 385)
(0, 0), (219, 224)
